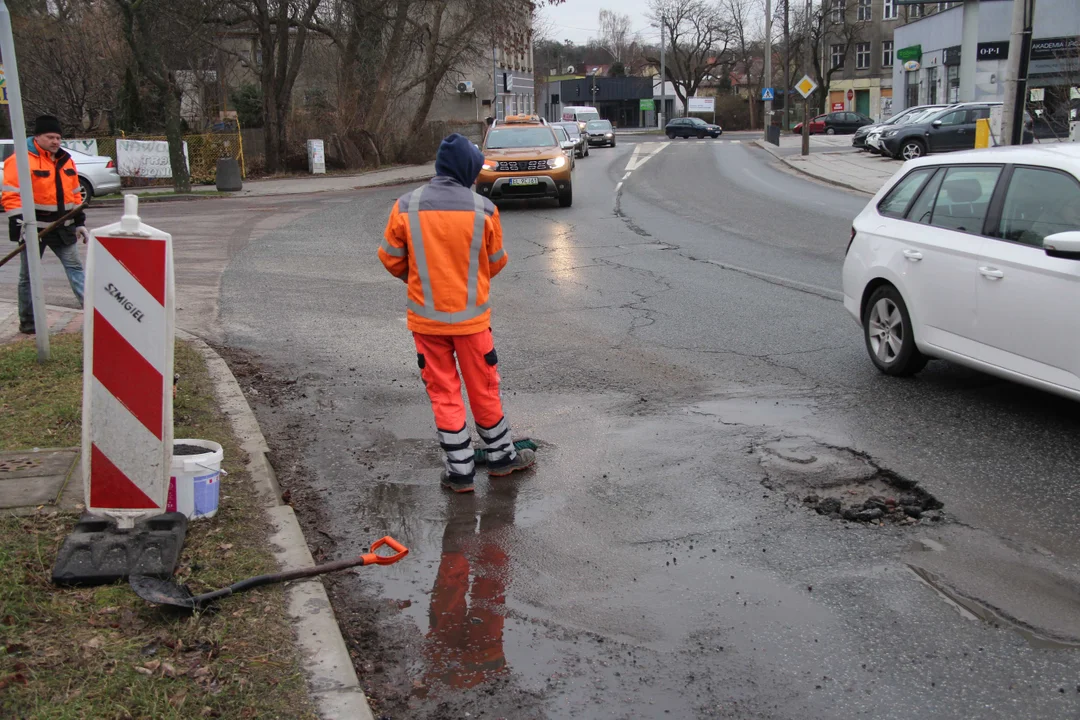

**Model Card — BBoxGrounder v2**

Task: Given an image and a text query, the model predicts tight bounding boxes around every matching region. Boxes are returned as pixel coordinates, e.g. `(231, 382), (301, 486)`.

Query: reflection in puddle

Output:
(422, 483), (520, 691)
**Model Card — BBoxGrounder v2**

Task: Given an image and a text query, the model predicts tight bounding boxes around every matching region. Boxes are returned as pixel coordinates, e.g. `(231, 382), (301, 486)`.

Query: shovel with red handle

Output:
(130, 535), (409, 611)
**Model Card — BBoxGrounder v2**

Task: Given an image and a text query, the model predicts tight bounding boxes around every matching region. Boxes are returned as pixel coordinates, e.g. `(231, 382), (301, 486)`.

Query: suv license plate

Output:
(509, 177), (539, 186)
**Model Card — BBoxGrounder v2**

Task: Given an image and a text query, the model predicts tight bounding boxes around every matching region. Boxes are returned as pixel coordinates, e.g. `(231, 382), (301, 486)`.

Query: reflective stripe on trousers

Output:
(406, 187), (489, 324)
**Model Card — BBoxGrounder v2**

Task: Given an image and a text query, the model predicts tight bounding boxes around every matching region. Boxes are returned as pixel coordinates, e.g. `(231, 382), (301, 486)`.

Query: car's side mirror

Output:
(1044, 231), (1080, 260)
(931, 120), (943, 128)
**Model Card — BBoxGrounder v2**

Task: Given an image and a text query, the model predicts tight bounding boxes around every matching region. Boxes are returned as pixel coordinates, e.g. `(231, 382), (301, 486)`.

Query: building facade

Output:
(824, 0), (962, 119)
(891, 0), (1080, 118)
(429, 40), (536, 124)
(540, 76), (654, 127)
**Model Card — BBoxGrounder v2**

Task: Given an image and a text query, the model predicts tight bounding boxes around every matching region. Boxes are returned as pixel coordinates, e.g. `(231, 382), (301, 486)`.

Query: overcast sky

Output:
(539, 1), (662, 48)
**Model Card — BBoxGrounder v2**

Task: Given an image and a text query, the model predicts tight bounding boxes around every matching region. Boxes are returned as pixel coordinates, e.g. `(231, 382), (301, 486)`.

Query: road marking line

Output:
(615, 181), (623, 193)
(730, 140), (740, 144)
(622, 172), (631, 180)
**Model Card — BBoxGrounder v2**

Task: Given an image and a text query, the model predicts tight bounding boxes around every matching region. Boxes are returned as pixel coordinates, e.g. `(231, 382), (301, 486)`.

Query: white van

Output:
(561, 106), (600, 131)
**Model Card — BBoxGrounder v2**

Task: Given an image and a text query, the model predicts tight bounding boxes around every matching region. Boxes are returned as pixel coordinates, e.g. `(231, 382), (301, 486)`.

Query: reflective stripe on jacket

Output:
(2, 138), (84, 228)
(380, 176), (508, 336)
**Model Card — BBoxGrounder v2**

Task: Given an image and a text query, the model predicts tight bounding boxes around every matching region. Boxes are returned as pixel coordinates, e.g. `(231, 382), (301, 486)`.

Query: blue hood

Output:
(434, 133), (484, 187)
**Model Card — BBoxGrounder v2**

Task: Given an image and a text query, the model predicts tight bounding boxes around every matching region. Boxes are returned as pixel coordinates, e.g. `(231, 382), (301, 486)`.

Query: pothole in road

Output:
(756, 438), (944, 525)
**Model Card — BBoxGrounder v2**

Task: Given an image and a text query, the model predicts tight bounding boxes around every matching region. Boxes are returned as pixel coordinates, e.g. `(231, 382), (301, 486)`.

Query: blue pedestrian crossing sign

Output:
(761, 87), (775, 101)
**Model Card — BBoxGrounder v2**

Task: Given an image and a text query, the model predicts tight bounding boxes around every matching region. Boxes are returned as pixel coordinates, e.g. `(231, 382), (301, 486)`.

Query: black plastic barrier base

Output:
(51, 512), (188, 586)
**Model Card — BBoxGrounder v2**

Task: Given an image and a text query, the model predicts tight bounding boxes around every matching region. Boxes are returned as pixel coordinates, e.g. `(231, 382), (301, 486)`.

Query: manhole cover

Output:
(757, 438), (943, 525)
(0, 457), (41, 473)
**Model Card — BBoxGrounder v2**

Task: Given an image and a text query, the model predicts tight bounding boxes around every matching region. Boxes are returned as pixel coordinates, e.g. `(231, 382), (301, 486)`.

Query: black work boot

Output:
(440, 470), (475, 493)
(18, 322), (35, 335)
(488, 447), (536, 478)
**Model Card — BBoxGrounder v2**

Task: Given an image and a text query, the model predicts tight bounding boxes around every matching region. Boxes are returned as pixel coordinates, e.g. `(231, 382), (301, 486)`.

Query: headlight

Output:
(548, 155), (566, 169)
(482, 162), (493, 170)
(884, 130), (899, 138)
(605, 133), (613, 137)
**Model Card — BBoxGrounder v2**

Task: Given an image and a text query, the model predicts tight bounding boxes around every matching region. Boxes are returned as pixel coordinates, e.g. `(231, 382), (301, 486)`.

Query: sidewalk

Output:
(756, 138), (900, 194)
(111, 162), (437, 203)
(0, 299), (374, 720)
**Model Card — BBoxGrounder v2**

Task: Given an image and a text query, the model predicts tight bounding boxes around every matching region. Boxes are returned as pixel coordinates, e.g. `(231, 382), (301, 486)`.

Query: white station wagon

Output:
(842, 144), (1080, 400)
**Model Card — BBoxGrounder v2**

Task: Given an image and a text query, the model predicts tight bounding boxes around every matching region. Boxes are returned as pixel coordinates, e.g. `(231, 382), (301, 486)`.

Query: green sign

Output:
(639, 98), (655, 112)
(896, 45), (922, 63)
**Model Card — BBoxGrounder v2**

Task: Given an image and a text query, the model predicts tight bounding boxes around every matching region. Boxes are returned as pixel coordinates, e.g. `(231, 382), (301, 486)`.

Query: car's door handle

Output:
(979, 266), (1004, 279)
(903, 249), (923, 261)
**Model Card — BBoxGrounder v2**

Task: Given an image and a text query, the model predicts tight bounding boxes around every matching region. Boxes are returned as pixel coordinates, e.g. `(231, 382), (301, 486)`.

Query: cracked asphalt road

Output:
(31, 133), (1075, 718)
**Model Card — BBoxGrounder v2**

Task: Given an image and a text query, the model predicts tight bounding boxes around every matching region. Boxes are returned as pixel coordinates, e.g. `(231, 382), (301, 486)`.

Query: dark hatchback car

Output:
(555, 121), (589, 157)
(821, 111), (874, 134)
(585, 119), (616, 147)
(665, 117), (723, 139)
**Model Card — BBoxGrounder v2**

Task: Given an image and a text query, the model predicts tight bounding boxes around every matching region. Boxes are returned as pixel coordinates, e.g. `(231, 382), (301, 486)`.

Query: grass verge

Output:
(0, 334), (316, 719)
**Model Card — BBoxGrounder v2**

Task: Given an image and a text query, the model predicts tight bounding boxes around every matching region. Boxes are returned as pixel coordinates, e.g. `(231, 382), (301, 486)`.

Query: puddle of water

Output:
(907, 565), (1080, 650)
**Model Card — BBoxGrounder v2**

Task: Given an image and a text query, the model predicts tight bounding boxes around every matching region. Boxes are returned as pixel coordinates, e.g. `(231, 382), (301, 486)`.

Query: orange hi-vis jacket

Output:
(380, 176), (509, 336)
(2, 138), (85, 231)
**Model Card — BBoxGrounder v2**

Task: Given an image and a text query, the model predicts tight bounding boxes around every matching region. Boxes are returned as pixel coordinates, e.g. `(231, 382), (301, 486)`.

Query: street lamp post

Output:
(763, 0), (773, 139)
(659, 13), (666, 129)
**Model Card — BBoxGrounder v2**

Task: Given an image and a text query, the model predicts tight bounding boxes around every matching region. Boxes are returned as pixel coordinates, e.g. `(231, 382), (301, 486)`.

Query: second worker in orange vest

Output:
(379, 133), (535, 493)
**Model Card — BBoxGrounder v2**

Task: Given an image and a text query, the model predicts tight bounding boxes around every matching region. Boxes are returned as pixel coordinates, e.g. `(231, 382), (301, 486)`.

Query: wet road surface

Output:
(11, 135), (1078, 718)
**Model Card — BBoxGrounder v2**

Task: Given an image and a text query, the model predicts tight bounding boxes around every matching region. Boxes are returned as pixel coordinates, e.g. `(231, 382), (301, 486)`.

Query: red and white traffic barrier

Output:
(82, 195), (174, 527)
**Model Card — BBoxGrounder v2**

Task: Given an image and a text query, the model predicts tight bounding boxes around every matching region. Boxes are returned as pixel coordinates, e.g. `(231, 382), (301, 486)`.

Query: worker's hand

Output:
(75, 226), (90, 244)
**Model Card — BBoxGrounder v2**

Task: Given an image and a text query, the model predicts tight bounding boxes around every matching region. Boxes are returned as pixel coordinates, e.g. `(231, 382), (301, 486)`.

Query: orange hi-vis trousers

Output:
(414, 329), (518, 480)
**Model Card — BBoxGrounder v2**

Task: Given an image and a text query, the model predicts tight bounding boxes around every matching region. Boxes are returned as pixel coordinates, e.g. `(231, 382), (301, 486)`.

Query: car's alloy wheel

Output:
(901, 140), (925, 160)
(78, 177), (93, 205)
(825, 127), (836, 135)
(863, 285), (927, 376)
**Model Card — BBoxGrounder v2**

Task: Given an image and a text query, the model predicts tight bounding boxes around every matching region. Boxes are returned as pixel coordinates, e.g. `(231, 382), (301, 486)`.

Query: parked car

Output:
(550, 125), (577, 170)
(878, 102), (1035, 161)
(820, 111), (874, 135)
(864, 106), (946, 155)
(585, 119), (616, 147)
(792, 115), (826, 135)
(555, 121), (589, 158)
(842, 143), (1080, 400)
(475, 115), (573, 207)
(854, 105), (947, 149)
(665, 117), (723, 139)
(0, 140), (121, 204)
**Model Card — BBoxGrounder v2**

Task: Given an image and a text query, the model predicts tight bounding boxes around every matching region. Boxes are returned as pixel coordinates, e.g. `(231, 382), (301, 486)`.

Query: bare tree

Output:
(647, 0), (733, 112)
(594, 9), (635, 63)
(724, 0), (761, 127)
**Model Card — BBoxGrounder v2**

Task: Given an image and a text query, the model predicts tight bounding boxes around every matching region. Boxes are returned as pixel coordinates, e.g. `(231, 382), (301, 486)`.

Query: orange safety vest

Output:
(380, 177), (509, 335)
(2, 138), (84, 226)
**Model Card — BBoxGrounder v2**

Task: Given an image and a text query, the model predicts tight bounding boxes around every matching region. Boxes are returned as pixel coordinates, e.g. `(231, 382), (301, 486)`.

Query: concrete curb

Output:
(94, 170), (437, 206)
(176, 329), (375, 720)
(753, 139), (877, 195)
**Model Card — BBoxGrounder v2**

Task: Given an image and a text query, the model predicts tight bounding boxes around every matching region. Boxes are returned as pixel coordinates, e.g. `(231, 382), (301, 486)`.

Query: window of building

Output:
(909, 4), (924, 18)
(883, 0), (897, 20)
(857, 43), (871, 69)
(831, 0), (846, 23)
(926, 65), (938, 104)
(832, 44), (845, 69)
(947, 65), (960, 102)
(882, 40), (894, 67)
(858, 0), (872, 21)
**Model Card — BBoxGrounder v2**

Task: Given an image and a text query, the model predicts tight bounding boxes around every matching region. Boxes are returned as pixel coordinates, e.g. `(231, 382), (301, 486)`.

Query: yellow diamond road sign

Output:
(795, 75), (818, 99)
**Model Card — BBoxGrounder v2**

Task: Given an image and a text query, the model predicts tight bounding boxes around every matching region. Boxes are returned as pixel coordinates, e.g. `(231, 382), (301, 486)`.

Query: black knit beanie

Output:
(32, 115), (62, 136)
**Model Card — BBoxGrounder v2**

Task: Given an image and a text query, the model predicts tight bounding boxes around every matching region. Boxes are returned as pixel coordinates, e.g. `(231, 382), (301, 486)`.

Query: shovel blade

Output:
(130, 574), (199, 609)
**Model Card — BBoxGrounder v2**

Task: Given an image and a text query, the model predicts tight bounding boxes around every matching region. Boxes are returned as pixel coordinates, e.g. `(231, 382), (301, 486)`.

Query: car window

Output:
(996, 167), (1080, 248)
(587, 120), (612, 131)
(552, 126), (568, 142)
(935, 110), (968, 126)
(878, 168), (936, 219)
(929, 166), (1002, 234)
(689, 118), (707, 126)
(485, 127), (557, 149)
(970, 106), (991, 121)
(907, 169), (946, 225)
(0, 144), (13, 161)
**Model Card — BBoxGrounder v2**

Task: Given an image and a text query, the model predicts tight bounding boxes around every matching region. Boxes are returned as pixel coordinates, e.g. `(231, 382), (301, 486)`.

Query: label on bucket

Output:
(192, 472), (220, 518)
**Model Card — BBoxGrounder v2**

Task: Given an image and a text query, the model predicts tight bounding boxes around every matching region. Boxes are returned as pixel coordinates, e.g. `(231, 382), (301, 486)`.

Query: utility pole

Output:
(0, 0), (49, 361)
(1001, 0), (1035, 145)
(659, 13), (666, 128)
(802, 0), (811, 155)
(783, 0), (791, 131)
(763, 0), (773, 138)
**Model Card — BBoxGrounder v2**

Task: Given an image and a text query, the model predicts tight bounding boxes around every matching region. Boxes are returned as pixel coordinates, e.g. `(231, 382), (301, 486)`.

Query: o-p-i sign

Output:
(795, 76), (818, 99)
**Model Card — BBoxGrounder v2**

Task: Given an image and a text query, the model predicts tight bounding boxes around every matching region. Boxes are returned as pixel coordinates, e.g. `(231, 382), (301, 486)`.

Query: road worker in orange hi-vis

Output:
(379, 133), (536, 493)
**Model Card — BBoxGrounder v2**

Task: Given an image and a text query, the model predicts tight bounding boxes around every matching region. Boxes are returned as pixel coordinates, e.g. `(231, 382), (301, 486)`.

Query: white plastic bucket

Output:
(167, 439), (224, 520)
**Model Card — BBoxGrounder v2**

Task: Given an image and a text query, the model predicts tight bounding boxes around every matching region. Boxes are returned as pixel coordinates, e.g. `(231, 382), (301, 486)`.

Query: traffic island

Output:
(0, 333), (317, 719)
